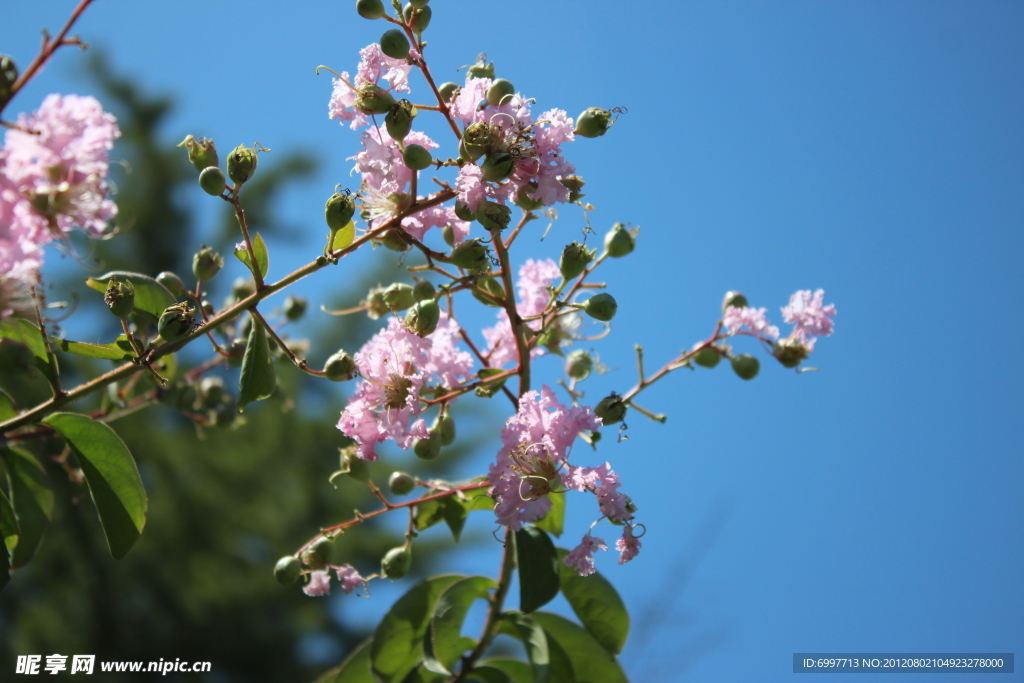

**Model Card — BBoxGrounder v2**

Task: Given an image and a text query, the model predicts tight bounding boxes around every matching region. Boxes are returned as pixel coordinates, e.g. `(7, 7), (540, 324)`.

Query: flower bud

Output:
(559, 241), (596, 280)
(274, 556), (301, 585)
(364, 287), (389, 319)
(413, 429), (442, 460)
(691, 343), (721, 369)
(381, 544), (412, 579)
(475, 201), (511, 231)
(177, 135), (218, 172)
(227, 144), (258, 185)
(156, 271), (186, 298)
(413, 280), (435, 302)
(402, 4), (431, 33)
(432, 413), (456, 446)
(604, 223), (635, 257)
(471, 275), (504, 307)
(324, 350), (357, 381)
(481, 151), (515, 182)
(353, 82), (397, 115)
(730, 354), (760, 380)
(559, 175), (585, 193)
(157, 303), (196, 342)
(0, 56), (18, 105)
(449, 237), (490, 271)
(514, 183), (544, 211)
(404, 299), (440, 337)
(486, 78), (515, 106)
(409, 0), (429, 8)
(453, 200), (475, 222)
(575, 107), (613, 138)
(565, 349), (594, 380)
(722, 291), (748, 313)
(192, 246), (224, 282)
(301, 537), (333, 570)
(383, 282), (417, 311)
(340, 446), (371, 481)
(325, 189), (356, 234)
(380, 28), (411, 60)
(103, 278), (135, 319)
(459, 121), (492, 162)
(594, 393), (627, 425)
(441, 224), (456, 246)
(283, 295), (307, 321)
(438, 82), (458, 102)
(772, 339), (809, 369)
(356, 0), (386, 19)
(388, 471), (415, 496)
(225, 338), (247, 366)
(583, 293), (618, 322)
(385, 99), (417, 141)
(375, 228), (411, 252)
(403, 144), (433, 171)
(198, 166), (226, 196)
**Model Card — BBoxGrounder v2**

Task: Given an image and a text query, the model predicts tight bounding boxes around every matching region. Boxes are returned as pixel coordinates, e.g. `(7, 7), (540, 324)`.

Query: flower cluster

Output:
(724, 289), (836, 351)
(303, 564), (364, 598)
(482, 258), (561, 367)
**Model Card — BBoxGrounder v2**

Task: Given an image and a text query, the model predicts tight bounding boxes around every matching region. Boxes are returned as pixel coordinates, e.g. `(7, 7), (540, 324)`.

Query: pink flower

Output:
(455, 164), (489, 213)
(335, 564), (364, 595)
(615, 525), (641, 565)
(450, 77), (491, 125)
(328, 44), (411, 131)
(723, 306), (780, 340)
(563, 462), (634, 524)
(564, 533), (607, 577)
(781, 289), (836, 344)
(303, 570), (332, 597)
(483, 259), (561, 367)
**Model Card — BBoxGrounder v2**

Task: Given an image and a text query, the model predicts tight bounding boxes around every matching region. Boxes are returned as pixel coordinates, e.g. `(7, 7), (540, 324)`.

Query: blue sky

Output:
(5, 1), (1023, 680)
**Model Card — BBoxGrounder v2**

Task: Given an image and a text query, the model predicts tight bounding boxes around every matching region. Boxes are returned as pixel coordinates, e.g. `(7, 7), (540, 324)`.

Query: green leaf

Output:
(234, 232), (269, 279)
(415, 485), (492, 541)
(0, 389), (17, 422)
(1, 486), (16, 589)
(475, 368), (509, 399)
(55, 338), (133, 361)
(556, 548), (630, 655)
(413, 496), (447, 533)
(429, 576), (496, 673)
(475, 660), (532, 683)
(0, 530), (8, 591)
(515, 527), (560, 614)
(330, 219), (356, 251)
(532, 612), (628, 683)
(41, 413), (147, 559)
(0, 318), (59, 387)
(0, 447), (53, 568)
(534, 490), (564, 538)
(237, 314), (276, 411)
(85, 271), (175, 323)
(370, 574), (463, 683)
(466, 665), (514, 683)
(496, 612), (549, 683)
(315, 638), (376, 683)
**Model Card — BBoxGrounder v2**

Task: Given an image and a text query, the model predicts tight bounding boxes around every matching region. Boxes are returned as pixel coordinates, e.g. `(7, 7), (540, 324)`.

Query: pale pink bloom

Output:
(723, 306), (780, 340)
(615, 525), (641, 565)
(328, 44), (412, 130)
(335, 564), (364, 595)
(450, 77), (491, 124)
(455, 164), (489, 213)
(563, 462), (633, 524)
(483, 259), (560, 367)
(564, 533), (607, 577)
(782, 289), (836, 344)
(401, 205), (468, 243)
(303, 570), (332, 597)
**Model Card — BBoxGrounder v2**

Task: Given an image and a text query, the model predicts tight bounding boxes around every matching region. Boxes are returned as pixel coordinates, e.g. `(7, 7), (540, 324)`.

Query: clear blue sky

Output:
(5, 1), (1023, 680)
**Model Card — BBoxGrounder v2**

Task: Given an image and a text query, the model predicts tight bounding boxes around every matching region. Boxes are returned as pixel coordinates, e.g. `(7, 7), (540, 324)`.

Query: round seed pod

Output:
(227, 144), (258, 184)
(198, 166), (226, 196)
(356, 0), (386, 19)
(731, 354), (760, 380)
(274, 556), (302, 585)
(486, 78), (516, 106)
(575, 107), (613, 138)
(380, 29), (411, 60)
(583, 293), (618, 322)
(594, 393), (627, 425)
(324, 350), (357, 381)
(692, 344), (722, 368)
(388, 471), (415, 496)
(403, 144), (433, 170)
(381, 545), (412, 579)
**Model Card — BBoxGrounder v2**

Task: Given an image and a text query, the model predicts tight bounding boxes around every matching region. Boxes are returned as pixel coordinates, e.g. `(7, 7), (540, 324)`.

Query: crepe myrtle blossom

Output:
(488, 386), (602, 530)
(722, 305), (780, 340)
(1, 94), (120, 251)
(483, 258), (561, 368)
(328, 43), (412, 130)
(615, 524), (642, 565)
(302, 564), (364, 597)
(564, 532), (607, 577)
(781, 289), (836, 348)
(337, 315), (474, 460)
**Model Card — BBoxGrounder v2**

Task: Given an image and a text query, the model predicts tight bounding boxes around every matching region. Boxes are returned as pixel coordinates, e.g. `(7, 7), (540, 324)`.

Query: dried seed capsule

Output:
(157, 303), (196, 342)
(103, 278), (135, 319)
(227, 144), (258, 184)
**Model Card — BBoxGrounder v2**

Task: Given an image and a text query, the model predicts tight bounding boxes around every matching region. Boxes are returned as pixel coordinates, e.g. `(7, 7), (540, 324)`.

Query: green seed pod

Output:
(403, 4), (431, 33)
(514, 183), (544, 211)
(356, 0), (386, 19)
(225, 338), (247, 366)
(340, 447), (371, 482)
(413, 429), (442, 460)
(157, 303), (196, 342)
(388, 471), (416, 496)
(177, 135), (219, 172)
(565, 349), (594, 380)
(772, 339), (809, 369)
(325, 189), (356, 234)
(192, 246), (224, 282)
(199, 376), (226, 406)
(467, 56), (494, 79)
(692, 344), (722, 369)
(409, 0), (429, 8)
(383, 282), (417, 311)
(432, 413), (456, 446)
(364, 287), (389, 319)
(453, 200), (475, 222)
(561, 175), (586, 203)
(475, 201), (511, 231)
(731, 354), (760, 380)
(403, 144), (433, 171)
(438, 82), (458, 102)
(722, 290), (749, 313)
(375, 227), (412, 252)
(449, 237), (490, 271)
(103, 278), (135, 319)
(481, 151), (515, 181)
(559, 241), (596, 280)
(404, 299), (440, 337)
(227, 144), (258, 184)
(381, 544), (412, 579)
(604, 222), (636, 258)
(274, 556), (302, 585)
(583, 293), (618, 322)
(385, 100), (417, 141)
(471, 275), (504, 307)
(486, 78), (516, 106)
(413, 280), (435, 302)
(353, 82), (397, 115)
(198, 166), (226, 196)
(594, 393), (627, 425)
(283, 295), (307, 321)
(156, 271), (186, 298)
(301, 537), (333, 570)
(0, 55), (18, 105)
(575, 107), (614, 138)
(324, 350), (357, 381)
(380, 29), (411, 60)
(459, 121), (492, 162)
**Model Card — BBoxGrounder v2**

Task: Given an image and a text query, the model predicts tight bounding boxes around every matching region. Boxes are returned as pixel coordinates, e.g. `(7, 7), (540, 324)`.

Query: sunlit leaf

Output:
(315, 638), (375, 683)
(0, 318), (59, 386)
(556, 548), (630, 655)
(234, 232), (269, 279)
(330, 219), (355, 251)
(0, 447), (53, 568)
(0, 389), (17, 422)
(532, 612), (628, 683)
(0, 485), (19, 554)
(515, 527), (560, 614)
(497, 611), (549, 683)
(428, 576), (496, 672)
(474, 660), (531, 683)
(55, 338), (133, 361)
(237, 314), (275, 411)
(534, 490), (564, 538)
(85, 271), (175, 323)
